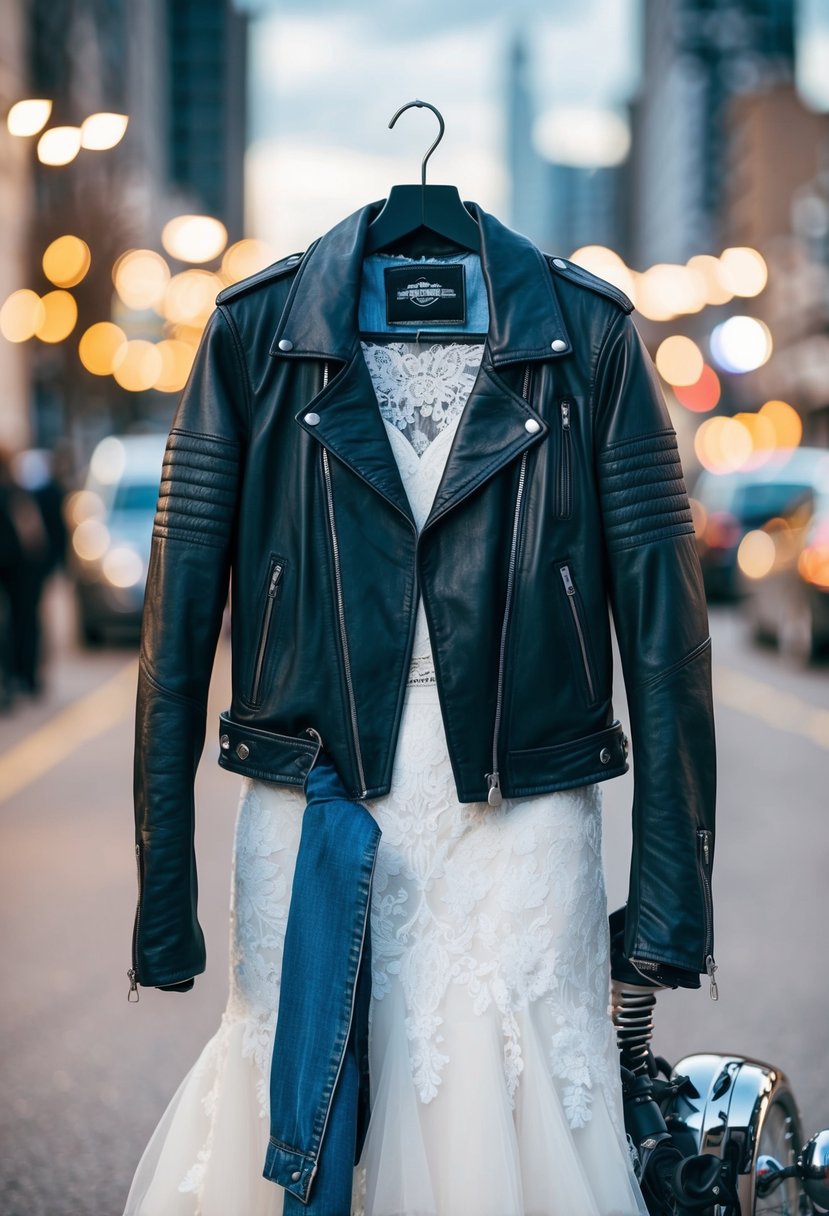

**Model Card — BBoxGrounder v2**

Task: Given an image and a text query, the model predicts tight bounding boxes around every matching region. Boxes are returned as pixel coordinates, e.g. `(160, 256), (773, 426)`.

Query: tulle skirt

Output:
(123, 680), (648, 1216)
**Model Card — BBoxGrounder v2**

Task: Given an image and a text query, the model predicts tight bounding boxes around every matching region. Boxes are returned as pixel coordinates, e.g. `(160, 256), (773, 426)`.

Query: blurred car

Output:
(690, 446), (829, 600)
(67, 433), (167, 646)
(741, 484), (829, 664)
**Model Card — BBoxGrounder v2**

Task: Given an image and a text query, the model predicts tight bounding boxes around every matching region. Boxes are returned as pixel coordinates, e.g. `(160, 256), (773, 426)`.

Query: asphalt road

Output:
(1, 571), (827, 1216)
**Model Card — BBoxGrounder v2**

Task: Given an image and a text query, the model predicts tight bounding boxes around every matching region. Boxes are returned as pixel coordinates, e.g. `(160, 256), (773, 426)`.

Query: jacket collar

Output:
(269, 198), (572, 367)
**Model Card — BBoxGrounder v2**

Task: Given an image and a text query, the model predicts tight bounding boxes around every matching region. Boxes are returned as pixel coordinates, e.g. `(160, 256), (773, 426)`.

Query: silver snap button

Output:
(599, 747), (611, 764)
(304, 411), (320, 425)
(524, 418), (541, 434)
(291, 1170), (301, 1181)
(552, 257), (567, 269)
(220, 734), (230, 750)
(551, 338), (568, 352)
(278, 338), (294, 351)
(236, 741), (250, 760)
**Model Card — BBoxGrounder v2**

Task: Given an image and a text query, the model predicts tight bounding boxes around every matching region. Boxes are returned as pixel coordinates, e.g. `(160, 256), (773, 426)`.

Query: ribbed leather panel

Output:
(598, 429), (695, 552)
(152, 429), (240, 548)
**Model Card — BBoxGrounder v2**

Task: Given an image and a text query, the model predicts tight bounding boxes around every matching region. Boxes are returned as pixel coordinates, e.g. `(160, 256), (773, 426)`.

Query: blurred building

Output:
(630, 0), (796, 266)
(0, 3), (34, 449)
(5, 0), (247, 457)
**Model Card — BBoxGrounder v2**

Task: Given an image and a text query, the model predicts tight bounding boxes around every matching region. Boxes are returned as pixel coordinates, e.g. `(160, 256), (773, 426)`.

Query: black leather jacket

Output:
(128, 199), (717, 1000)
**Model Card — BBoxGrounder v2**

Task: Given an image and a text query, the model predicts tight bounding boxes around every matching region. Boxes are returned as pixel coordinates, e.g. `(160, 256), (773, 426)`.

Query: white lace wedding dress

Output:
(123, 340), (649, 1216)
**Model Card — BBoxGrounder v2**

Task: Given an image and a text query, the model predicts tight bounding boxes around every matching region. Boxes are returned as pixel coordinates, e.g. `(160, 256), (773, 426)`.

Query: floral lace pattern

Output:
(361, 340), (484, 459)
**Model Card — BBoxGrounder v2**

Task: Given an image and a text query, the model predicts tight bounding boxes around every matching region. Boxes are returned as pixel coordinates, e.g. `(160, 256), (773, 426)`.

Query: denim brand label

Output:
(384, 264), (466, 324)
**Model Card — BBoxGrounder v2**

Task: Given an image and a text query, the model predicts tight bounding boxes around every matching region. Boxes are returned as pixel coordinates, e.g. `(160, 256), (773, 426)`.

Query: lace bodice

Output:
(361, 339), (484, 687)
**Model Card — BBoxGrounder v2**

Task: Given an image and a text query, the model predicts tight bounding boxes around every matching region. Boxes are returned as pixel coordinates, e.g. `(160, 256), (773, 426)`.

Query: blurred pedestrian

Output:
(0, 443), (50, 709)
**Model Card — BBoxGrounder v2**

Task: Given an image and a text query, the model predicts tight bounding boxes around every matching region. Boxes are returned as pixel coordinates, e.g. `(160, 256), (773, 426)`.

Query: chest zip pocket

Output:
(556, 398), (573, 518)
(249, 556), (285, 705)
(558, 562), (598, 705)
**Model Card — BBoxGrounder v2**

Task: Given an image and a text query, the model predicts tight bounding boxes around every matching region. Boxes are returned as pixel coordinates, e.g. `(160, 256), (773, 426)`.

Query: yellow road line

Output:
(0, 659), (138, 806)
(713, 663), (829, 749)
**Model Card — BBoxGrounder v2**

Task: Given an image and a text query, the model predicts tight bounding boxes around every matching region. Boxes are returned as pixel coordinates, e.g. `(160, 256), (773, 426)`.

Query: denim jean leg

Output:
(262, 749), (381, 1210)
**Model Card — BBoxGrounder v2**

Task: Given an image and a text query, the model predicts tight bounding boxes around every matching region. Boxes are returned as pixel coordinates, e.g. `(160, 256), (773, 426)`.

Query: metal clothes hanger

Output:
(363, 100), (481, 255)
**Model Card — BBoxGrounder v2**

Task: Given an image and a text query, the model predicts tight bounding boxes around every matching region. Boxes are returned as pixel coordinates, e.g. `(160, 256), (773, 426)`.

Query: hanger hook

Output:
(388, 99), (445, 187)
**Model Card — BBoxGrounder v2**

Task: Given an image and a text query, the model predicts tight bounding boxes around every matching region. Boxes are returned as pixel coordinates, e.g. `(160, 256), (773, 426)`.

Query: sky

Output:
(239, 0), (829, 257)
(242, 0), (639, 253)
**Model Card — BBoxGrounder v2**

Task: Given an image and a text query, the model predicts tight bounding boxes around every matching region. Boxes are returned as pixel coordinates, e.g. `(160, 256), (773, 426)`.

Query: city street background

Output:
(2, 0), (829, 1213)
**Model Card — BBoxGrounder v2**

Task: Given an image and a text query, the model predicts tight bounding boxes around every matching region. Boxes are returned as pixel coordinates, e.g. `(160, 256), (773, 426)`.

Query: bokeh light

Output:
(102, 545), (143, 587)
(161, 215), (228, 263)
(79, 322), (127, 376)
(161, 270), (220, 325)
(37, 125), (82, 165)
(71, 518), (110, 562)
(35, 290), (78, 343)
(154, 339), (196, 392)
(42, 235), (91, 288)
(655, 335), (704, 386)
(694, 415), (754, 473)
(112, 340), (164, 391)
(89, 436), (127, 483)
(0, 290), (45, 342)
(709, 316), (772, 373)
(673, 364), (721, 412)
(221, 239), (275, 285)
(737, 529), (776, 579)
(686, 254), (734, 306)
(80, 112), (128, 150)
(112, 250), (171, 311)
(7, 99), (52, 137)
(718, 247), (768, 298)
(758, 399), (802, 449)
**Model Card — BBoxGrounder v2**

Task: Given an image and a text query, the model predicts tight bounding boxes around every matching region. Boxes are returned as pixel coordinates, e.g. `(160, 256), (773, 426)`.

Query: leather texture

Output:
(131, 198), (716, 993)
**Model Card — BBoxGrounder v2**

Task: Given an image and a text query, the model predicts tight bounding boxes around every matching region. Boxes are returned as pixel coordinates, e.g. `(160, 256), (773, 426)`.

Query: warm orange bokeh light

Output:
(42, 235), (91, 288)
(674, 364), (721, 412)
(79, 322), (127, 375)
(35, 290), (78, 343)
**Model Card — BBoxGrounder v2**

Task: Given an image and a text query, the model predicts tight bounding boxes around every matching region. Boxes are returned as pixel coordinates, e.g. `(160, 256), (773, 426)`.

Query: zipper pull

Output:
(703, 833), (710, 866)
(560, 400), (571, 429)
(560, 564), (576, 595)
(127, 968), (140, 1002)
(705, 954), (719, 1001)
(486, 771), (503, 807)
(268, 563), (283, 597)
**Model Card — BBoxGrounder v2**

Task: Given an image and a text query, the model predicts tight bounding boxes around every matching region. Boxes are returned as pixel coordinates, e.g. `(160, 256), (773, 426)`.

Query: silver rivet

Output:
(278, 338), (294, 352)
(551, 338), (567, 352)
(600, 747), (611, 764)
(552, 258), (567, 269)
(291, 1170), (301, 1181)
(304, 411), (320, 425)
(524, 418), (541, 434)
(236, 741), (250, 760)
(287, 254), (301, 263)
(220, 734), (230, 750)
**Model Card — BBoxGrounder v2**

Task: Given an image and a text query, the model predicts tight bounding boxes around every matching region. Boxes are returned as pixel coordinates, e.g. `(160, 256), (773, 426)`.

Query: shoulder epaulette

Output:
(216, 249), (306, 305)
(546, 254), (634, 314)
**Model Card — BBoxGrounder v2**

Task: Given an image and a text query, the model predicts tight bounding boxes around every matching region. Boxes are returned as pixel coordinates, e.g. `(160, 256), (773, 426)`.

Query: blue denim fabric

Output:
(357, 251), (490, 335)
(262, 746), (381, 1213)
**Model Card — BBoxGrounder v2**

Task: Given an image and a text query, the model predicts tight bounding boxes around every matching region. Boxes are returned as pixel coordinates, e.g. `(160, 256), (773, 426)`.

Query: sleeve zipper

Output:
(127, 840), (143, 1002)
(697, 827), (718, 1000)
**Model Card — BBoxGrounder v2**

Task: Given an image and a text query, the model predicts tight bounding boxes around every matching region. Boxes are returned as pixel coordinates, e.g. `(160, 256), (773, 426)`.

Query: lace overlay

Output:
(122, 340), (647, 1216)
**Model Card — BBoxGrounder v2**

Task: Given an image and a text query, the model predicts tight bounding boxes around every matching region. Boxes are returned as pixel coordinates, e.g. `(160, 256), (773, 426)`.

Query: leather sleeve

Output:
(593, 310), (717, 977)
(132, 306), (248, 990)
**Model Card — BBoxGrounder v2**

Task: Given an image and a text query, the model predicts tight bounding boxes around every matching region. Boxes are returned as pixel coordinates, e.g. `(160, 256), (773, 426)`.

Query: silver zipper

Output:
(558, 399), (572, 518)
(249, 559), (284, 703)
(307, 839), (379, 1194)
(486, 363), (532, 807)
(559, 564), (596, 702)
(697, 828), (718, 1000)
(127, 841), (142, 1002)
(321, 361), (368, 797)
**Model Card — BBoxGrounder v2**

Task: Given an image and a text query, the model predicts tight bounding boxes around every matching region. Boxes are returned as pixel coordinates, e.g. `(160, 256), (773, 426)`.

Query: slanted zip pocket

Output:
(557, 398), (573, 518)
(558, 561), (598, 704)
(249, 556), (285, 704)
